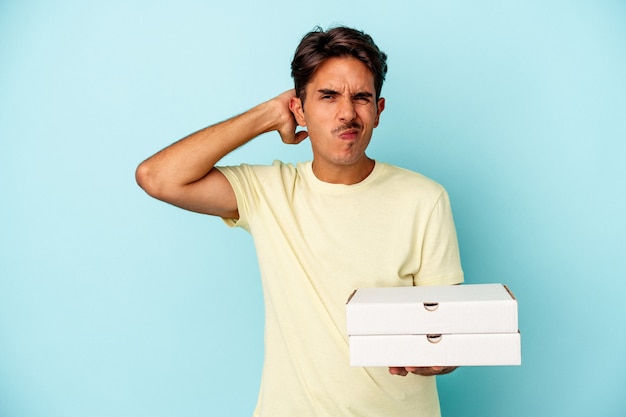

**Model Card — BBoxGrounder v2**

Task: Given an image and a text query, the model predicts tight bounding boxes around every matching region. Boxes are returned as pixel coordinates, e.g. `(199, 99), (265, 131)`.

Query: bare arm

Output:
(135, 90), (308, 217)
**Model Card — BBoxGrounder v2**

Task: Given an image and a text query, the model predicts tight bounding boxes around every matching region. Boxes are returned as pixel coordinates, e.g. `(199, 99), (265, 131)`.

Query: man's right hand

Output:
(271, 89), (309, 145)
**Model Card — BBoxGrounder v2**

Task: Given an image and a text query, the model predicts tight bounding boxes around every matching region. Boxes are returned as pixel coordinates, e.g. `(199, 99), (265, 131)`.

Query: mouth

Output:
(338, 129), (359, 140)
(334, 123), (362, 140)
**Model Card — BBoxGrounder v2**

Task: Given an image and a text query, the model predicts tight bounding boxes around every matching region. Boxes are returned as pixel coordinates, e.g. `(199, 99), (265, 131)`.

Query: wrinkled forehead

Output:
(306, 56), (376, 95)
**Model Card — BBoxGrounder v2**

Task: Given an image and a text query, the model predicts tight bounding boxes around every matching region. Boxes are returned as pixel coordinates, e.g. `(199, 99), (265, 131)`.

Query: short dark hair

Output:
(291, 26), (388, 102)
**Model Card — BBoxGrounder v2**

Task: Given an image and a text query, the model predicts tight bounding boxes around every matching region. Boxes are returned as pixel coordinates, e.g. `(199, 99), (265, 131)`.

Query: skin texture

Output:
(289, 56), (385, 184)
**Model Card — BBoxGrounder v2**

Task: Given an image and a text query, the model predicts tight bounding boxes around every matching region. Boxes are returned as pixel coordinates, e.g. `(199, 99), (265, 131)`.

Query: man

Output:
(136, 26), (464, 417)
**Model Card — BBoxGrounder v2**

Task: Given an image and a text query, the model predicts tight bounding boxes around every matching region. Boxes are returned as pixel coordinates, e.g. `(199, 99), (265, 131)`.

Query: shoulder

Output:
(218, 160), (297, 182)
(218, 159), (294, 173)
(376, 162), (446, 198)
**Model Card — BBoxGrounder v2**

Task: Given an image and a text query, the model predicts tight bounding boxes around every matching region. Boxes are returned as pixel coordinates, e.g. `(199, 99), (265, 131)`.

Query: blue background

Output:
(1, 1), (625, 416)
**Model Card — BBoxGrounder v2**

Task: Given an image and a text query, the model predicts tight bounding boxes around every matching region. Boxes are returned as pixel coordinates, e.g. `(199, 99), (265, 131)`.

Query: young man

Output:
(137, 27), (463, 417)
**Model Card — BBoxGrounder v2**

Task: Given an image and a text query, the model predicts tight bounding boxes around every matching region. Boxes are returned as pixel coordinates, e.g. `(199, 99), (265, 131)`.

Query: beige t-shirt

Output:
(217, 160), (464, 417)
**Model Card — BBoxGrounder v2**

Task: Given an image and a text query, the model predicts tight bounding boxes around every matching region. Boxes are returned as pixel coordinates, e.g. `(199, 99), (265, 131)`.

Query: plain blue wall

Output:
(1, 1), (625, 416)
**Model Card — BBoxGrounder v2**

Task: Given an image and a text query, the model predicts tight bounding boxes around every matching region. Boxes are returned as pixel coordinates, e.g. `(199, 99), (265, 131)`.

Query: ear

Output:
(289, 96), (307, 126)
(374, 97), (385, 127)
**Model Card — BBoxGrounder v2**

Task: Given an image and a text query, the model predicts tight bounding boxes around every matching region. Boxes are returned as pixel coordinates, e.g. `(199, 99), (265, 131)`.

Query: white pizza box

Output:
(349, 332), (521, 367)
(346, 283), (518, 335)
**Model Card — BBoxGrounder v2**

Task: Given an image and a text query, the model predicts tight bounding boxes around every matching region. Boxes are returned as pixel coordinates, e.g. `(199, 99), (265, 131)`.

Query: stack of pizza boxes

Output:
(346, 284), (521, 367)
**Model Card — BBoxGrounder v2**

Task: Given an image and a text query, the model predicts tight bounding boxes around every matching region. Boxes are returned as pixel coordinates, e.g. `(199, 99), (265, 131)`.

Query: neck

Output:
(311, 157), (375, 185)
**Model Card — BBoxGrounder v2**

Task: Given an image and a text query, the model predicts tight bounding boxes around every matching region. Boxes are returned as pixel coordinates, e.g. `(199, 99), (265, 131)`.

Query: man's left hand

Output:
(388, 366), (458, 377)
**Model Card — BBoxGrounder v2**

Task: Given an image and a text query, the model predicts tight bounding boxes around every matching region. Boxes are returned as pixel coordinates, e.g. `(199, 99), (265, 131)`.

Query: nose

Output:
(338, 97), (356, 122)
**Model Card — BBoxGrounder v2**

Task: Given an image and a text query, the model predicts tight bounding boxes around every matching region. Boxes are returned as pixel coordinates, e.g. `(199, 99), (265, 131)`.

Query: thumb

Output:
(293, 129), (309, 144)
(279, 127), (308, 144)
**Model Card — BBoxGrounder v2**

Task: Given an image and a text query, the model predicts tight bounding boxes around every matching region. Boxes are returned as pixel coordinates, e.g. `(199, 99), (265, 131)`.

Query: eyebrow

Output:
(317, 89), (374, 99)
(353, 91), (374, 99)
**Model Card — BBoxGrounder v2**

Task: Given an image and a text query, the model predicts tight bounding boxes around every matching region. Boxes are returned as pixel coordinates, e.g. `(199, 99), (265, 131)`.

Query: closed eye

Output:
(318, 89), (338, 100)
(353, 93), (373, 103)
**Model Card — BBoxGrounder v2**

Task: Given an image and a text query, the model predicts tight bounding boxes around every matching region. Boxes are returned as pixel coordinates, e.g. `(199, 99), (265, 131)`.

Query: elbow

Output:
(135, 160), (162, 198)
(136, 159), (187, 205)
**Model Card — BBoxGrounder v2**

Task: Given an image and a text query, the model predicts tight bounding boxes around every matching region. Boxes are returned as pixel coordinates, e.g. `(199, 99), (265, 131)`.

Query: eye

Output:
(353, 94), (372, 104)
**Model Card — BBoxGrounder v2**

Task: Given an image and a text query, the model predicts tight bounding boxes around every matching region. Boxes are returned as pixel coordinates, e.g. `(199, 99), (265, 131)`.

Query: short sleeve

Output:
(214, 165), (255, 232)
(414, 190), (464, 286)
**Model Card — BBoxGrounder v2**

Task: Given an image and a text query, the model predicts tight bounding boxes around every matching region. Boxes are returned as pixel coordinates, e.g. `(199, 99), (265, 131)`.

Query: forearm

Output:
(136, 99), (278, 197)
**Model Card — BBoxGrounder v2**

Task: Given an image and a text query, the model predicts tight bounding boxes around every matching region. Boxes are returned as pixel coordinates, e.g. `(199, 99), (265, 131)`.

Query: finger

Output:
(407, 366), (441, 372)
(278, 129), (297, 144)
(407, 366), (442, 376)
(388, 367), (408, 376)
(293, 130), (309, 144)
(280, 129), (308, 144)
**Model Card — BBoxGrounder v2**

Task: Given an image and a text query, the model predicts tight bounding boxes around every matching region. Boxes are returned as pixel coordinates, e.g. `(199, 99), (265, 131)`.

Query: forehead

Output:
(307, 57), (376, 92)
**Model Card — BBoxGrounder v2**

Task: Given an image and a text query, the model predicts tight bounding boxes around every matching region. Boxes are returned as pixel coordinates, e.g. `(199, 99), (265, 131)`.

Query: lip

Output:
(338, 129), (359, 140)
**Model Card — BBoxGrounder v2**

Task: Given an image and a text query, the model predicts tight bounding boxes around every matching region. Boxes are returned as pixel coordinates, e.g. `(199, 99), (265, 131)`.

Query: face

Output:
(290, 57), (385, 182)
